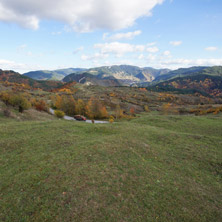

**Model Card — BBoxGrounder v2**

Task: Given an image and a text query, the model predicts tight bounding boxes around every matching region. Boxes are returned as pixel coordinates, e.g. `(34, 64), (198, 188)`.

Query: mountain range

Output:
(1, 65), (222, 97)
(23, 68), (87, 81)
(23, 65), (170, 85)
(0, 69), (64, 90)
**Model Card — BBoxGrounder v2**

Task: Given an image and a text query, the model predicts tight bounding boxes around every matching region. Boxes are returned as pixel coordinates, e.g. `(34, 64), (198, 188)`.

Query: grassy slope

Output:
(0, 114), (221, 222)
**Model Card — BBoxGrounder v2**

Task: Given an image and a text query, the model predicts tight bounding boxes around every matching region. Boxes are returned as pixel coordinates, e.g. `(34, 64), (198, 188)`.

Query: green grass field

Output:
(0, 113), (221, 221)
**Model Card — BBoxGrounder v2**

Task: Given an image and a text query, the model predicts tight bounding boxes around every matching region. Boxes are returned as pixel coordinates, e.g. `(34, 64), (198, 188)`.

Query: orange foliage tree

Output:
(86, 97), (108, 119)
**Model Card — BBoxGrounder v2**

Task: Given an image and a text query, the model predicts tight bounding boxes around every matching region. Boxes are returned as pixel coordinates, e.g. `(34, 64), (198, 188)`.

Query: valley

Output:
(0, 65), (222, 222)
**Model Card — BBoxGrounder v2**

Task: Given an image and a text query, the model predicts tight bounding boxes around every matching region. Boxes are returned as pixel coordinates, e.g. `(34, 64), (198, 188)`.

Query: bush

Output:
(9, 94), (31, 113)
(109, 116), (114, 123)
(144, 105), (150, 112)
(54, 110), (65, 118)
(0, 92), (10, 105)
(3, 109), (11, 117)
(35, 100), (48, 112)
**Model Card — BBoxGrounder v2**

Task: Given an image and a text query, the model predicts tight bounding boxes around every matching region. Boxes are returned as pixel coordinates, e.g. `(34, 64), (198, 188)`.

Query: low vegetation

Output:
(0, 67), (222, 221)
(54, 110), (65, 118)
(0, 111), (221, 221)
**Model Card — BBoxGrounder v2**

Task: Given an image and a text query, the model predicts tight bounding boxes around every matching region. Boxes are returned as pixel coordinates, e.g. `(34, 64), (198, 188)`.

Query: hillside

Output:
(148, 74), (222, 97)
(24, 65), (170, 84)
(153, 66), (222, 83)
(0, 69), (64, 91)
(87, 65), (170, 84)
(0, 112), (221, 221)
(63, 72), (122, 86)
(23, 68), (86, 81)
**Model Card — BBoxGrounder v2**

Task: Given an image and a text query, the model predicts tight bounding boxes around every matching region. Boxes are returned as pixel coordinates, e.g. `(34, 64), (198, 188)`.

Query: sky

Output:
(0, 0), (222, 73)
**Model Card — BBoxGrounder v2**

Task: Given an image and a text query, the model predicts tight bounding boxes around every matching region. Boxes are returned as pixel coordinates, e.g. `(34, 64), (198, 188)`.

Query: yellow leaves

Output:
(115, 104), (124, 119)
(144, 105), (150, 112)
(86, 97), (109, 119)
(110, 92), (116, 97)
(55, 95), (62, 109)
(162, 103), (179, 115)
(109, 116), (114, 123)
(58, 88), (72, 94)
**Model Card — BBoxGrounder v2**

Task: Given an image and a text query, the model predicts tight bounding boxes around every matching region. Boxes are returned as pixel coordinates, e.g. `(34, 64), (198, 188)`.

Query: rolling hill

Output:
(23, 68), (86, 81)
(0, 69), (64, 91)
(147, 74), (222, 97)
(23, 65), (170, 84)
(152, 66), (222, 83)
(62, 65), (170, 86)
(63, 72), (122, 87)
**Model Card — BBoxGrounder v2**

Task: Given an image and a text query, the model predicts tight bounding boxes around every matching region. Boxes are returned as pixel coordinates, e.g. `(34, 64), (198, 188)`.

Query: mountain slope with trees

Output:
(0, 69), (64, 90)
(23, 65), (170, 83)
(153, 66), (222, 83)
(148, 74), (222, 97)
(63, 72), (122, 87)
(23, 68), (86, 81)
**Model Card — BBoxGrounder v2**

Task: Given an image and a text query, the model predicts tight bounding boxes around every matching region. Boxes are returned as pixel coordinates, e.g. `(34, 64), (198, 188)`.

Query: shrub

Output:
(130, 107), (135, 116)
(144, 105), (150, 112)
(35, 100), (48, 112)
(0, 92), (10, 105)
(9, 94), (31, 113)
(54, 110), (65, 118)
(109, 116), (114, 123)
(3, 109), (11, 117)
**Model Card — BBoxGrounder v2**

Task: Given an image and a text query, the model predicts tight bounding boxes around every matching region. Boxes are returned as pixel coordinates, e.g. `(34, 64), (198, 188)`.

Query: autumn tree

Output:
(55, 95), (62, 109)
(109, 116), (114, 123)
(60, 95), (76, 116)
(144, 105), (150, 112)
(35, 100), (48, 112)
(76, 99), (86, 115)
(9, 94), (31, 113)
(100, 106), (108, 119)
(115, 104), (124, 119)
(130, 107), (135, 116)
(0, 91), (10, 105)
(162, 103), (172, 115)
(86, 97), (108, 119)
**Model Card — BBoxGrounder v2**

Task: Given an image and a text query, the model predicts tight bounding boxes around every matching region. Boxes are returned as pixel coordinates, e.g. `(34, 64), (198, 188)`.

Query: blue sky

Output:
(0, 0), (221, 73)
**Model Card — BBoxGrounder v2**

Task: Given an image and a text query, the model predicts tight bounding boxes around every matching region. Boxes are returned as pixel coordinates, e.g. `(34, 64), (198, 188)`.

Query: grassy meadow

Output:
(0, 111), (222, 221)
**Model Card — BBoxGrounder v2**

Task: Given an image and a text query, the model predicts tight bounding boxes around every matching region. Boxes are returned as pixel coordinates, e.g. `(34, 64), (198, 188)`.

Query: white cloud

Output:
(147, 54), (156, 61)
(81, 53), (109, 61)
(159, 58), (222, 69)
(73, 46), (84, 54)
(0, 59), (43, 73)
(205, 47), (217, 52)
(163, 50), (171, 56)
(94, 42), (145, 56)
(51, 31), (62, 35)
(169, 41), (182, 46)
(138, 54), (144, 60)
(103, 30), (142, 41)
(147, 42), (156, 46)
(147, 46), (159, 53)
(0, 0), (164, 32)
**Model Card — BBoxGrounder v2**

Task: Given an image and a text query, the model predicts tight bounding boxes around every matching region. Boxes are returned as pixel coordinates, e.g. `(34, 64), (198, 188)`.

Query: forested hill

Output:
(0, 69), (64, 91)
(153, 66), (222, 83)
(147, 74), (222, 97)
(23, 68), (87, 81)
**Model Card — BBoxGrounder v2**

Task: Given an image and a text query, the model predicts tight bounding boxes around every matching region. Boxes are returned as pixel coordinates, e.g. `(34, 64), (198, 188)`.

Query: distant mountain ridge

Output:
(147, 74), (222, 97)
(23, 65), (170, 84)
(0, 69), (64, 90)
(63, 72), (122, 87)
(61, 65), (170, 86)
(2, 65), (222, 92)
(23, 68), (87, 81)
(152, 66), (222, 83)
